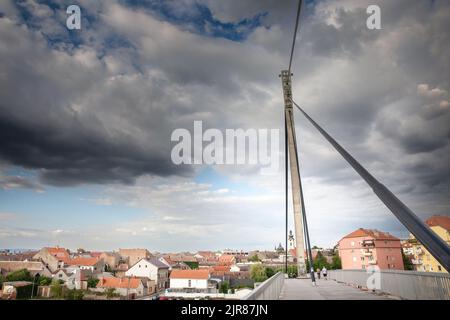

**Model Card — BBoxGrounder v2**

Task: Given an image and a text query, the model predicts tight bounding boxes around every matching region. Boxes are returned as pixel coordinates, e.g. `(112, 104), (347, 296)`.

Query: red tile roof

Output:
(211, 265), (230, 272)
(170, 269), (209, 280)
(426, 215), (450, 231)
(67, 257), (100, 266)
(342, 228), (399, 240)
(97, 277), (141, 289)
(46, 247), (70, 259)
(218, 254), (235, 265)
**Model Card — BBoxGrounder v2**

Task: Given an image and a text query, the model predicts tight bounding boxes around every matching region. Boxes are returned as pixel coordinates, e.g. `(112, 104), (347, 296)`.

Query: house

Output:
(99, 252), (122, 270)
(0, 261), (52, 277)
(33, 247), (70, 272)
(230, 264), (250, 273)
(158, 256), (190, 271)
(169, 269), (213, 292)
(118, 248), (152, 267)
(0, 250), (38, 262)
(95, 277), (146, 299)
(194, 251), (216, 261)
(408, 215), (450, 272)
(125, 258), (169, 291)
(65, 257), (105, 274)
(211, 265), (231, 273)
(338, 228), (404, 270)
(165, 254), (198, 264)
(218, 254), (235, 265)
(52, 268), (91, 290)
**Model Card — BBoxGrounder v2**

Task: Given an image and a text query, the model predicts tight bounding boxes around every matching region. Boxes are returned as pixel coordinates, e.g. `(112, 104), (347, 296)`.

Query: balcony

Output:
(367, 259), (377, 264)
(362, 250), (373, 256)
(362, 240), (375, 247)
(412, 259), (423, 265)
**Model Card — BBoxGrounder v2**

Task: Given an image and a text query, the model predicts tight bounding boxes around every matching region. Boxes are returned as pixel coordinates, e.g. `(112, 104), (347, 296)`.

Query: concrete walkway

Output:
(279, 278), (393, 300)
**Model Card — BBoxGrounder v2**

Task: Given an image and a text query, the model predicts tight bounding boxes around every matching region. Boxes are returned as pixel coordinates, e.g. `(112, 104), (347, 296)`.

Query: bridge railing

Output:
(328, 269), (450, 300)
(241, 272), (285, 300)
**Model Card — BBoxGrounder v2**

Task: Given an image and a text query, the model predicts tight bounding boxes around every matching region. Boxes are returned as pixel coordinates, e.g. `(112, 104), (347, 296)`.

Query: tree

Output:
(39, 276), (52, 286)
(250, 264), (267, 282)
(402, 251), (414, 271)
(106, 288), (117, 299)
(66, 289), (84, 300)
(5, 269), (33, 282)
(87, 277), (99, 288)
(50, 280), (64, 299)
(265, 267), (275, 278)
(330, 254), (342, 270)
(219, 281), (229, 294)
(248, 255), (260, 262)
(313, 251), (330, 270)
(184, 261), (199, 269)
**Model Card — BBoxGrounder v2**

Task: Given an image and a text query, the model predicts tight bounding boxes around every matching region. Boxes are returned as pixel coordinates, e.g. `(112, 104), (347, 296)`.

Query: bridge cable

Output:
(292, 99), (450, 272)
(288, 0), (303, 74)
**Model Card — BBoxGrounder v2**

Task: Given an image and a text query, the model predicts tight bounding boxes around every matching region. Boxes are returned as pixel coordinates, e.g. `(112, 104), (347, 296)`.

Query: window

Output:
(351, 241), (355, 247)
(438, 266), (442, 271)
(188, 280), (191, 287)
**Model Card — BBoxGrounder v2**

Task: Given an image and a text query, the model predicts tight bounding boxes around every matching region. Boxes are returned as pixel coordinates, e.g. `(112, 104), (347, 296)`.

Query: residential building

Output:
(125, 258), (169, 291)
(99, 252), (121, 270)
(218, 254), (235, 265)
(158, 256), (190, 271)
(118, 248), (152, 267)
(53, 268), (91, 290)
(95, 277), (146, 298)
(169, 269), (213, 292)
(194, 251), (216, 261)
(66, 257), (105, 274)
(338, 228), (404, 270)
(409, 215), (450, 272)
(33, 247), (70, 272)
(0, 261), (52, 277)
(0, 250), (38, 262)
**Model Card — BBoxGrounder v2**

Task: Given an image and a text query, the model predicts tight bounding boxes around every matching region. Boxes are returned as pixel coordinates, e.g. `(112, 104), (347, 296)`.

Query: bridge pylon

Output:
(280, 70), (311, 278)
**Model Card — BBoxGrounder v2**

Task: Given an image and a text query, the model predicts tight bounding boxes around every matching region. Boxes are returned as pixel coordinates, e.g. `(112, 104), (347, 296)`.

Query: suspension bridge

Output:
(244, 0), (450, 300)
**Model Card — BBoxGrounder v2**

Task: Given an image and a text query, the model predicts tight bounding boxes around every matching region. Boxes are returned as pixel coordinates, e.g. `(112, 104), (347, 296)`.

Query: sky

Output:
(0, 0), (449, 252)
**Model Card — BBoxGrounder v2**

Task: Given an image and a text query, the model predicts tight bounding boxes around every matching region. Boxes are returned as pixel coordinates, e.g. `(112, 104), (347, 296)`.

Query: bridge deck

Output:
(279, 278), (393, 300)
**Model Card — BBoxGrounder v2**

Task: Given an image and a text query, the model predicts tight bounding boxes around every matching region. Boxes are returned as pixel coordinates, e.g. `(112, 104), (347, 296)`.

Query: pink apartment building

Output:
(338, 228), (404, 270)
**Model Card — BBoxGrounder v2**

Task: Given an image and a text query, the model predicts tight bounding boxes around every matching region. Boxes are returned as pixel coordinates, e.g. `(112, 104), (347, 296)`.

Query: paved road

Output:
(279, 278), (393, 300)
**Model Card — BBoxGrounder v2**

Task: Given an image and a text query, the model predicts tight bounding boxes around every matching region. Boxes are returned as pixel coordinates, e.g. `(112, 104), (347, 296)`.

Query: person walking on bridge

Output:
(322, 266), (327, 280)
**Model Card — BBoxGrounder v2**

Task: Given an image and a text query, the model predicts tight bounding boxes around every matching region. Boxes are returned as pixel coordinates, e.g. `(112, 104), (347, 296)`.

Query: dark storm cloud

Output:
(0, 114), (187, 186)
(0, 0), (449, 199)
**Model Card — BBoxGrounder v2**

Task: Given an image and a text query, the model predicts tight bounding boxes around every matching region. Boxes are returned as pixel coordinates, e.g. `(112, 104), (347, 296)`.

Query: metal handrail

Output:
(242, 272), (285, 300)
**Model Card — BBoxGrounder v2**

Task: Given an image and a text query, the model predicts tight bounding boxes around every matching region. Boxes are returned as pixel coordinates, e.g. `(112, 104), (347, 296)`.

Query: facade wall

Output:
(411, 226), (450, 272)
(339, 236), (404, 270)
(170, 278), (208, 289)
(119, 249), (151, 267)
(125, 259), (168, 290)
(100, 253), (121, 269)
(33, 249), (60, 272)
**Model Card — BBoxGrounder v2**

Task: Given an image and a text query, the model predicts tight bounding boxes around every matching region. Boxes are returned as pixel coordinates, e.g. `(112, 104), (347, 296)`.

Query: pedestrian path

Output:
(279, 278), (393, 300)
